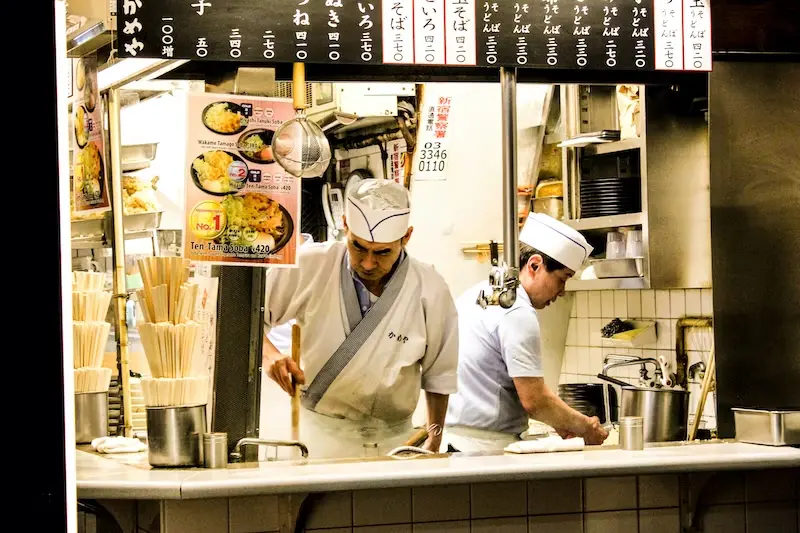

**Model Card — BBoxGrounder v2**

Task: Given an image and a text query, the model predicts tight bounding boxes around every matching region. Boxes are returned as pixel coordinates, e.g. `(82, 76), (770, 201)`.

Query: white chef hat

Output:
(345, 179), (411, 243)
(519, 213), (593, 272)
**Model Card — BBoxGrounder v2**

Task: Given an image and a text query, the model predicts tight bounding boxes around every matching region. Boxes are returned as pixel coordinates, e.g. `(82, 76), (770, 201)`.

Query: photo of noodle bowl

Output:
(74, 105), (89, 148)
(191, 150), (248, 195)
(202, 101), (249, 135)
(74, 142), (104, 202)
(216, 193), (294, 255)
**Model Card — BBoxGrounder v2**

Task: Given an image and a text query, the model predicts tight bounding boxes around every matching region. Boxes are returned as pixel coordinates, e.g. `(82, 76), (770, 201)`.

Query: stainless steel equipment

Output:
(202, 432), (229, 468)
(619, 416), (644, 450)
(590, 258), (644, 279)
(146, 404), (207, 467)
(732, 408), (800, 446)
(477, 67), (520, 309)
(599, 357), (689, 443)
(229, 437), (309, 462)
(709, 62), (800, 438)
(75, 391), (109, 444)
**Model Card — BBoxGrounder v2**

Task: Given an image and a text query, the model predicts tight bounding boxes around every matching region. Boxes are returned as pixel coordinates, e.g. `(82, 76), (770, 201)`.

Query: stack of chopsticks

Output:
(135, 256), (208, 407)
(140, 376), (209, 407)
(72, 272), (113, 393)
(73, 271), (106, 292)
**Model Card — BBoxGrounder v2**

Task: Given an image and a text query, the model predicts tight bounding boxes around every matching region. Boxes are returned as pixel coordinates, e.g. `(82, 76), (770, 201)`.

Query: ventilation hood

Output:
(66, 0), (116, 58)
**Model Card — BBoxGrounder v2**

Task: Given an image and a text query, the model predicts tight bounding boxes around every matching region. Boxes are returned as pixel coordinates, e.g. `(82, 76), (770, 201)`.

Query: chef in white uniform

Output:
(445, 213), (609, 452)
(263, 179), (458, 459)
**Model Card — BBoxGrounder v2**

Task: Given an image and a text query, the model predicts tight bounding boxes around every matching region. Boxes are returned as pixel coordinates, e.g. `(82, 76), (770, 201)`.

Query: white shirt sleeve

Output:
(420, 271), (459, 395)
(263, 244), (327, 335)
(496, 308), (543, 378)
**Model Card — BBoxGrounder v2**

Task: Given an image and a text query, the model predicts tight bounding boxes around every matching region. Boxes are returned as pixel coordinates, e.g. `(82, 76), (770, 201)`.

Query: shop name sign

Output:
(117, 0), (711, 72)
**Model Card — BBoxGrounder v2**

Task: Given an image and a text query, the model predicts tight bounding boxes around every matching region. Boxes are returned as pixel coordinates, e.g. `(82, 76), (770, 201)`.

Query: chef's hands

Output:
(579, 416), (609, 445)
(268, 357), (305, 396)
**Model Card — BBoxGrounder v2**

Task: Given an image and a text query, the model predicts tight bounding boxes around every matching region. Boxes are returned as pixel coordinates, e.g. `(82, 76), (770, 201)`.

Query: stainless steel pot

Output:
(598, 373), (689, 443)
(620, 387), (689, 442)
(146, 404), (207, 467)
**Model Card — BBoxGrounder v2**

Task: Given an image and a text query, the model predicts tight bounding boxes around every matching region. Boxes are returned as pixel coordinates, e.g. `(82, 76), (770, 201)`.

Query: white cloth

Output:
(90, 436), (146, 454)
(443, 425), (521, 453)
(263, 241), (458, 453)
(345, 180), (411, 243)
(446, 282), (542, 435)
(504, 436), (585, 454)
(519, 213), (593, 272)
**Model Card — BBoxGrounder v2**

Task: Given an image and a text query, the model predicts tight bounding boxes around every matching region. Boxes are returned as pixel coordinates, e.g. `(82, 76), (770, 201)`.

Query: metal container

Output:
(532, 196), (564, 220)
(202, 433), (229, 469)
(75, 391), (109, 444)
(620, 387), (689, 443)
(146, 405), (207, 467)
(590, 258), (644, 278)
(619, 416), (644, 450)
(732, 408), (800, 446)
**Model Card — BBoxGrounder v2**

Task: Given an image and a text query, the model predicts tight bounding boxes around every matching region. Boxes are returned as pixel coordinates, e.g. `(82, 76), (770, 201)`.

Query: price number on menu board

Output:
(417, 142), (447, 173)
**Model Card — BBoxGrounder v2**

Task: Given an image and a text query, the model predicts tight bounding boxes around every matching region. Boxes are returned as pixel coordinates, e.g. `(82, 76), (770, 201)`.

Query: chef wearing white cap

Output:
(263, 179), (458, 458)
(444, 213), (608, 452)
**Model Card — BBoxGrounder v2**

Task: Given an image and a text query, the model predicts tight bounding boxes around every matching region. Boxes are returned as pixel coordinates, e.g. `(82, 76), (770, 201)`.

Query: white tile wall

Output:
(138, 468), (798, 533)
(562, 288), (716, 430)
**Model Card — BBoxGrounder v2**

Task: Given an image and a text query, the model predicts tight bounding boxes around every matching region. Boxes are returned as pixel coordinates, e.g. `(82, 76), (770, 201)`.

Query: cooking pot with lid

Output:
(598, 373), (689, 443)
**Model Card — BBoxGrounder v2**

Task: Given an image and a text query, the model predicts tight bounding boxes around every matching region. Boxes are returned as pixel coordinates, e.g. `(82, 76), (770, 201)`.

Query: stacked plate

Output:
(580, 177), (641, 218)
(558, 383), (618, 424)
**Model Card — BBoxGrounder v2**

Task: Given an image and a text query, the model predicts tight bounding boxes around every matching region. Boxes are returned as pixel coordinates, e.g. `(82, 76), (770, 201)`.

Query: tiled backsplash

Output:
(118, 468), (799, 532)
(561, 289), (716, 430)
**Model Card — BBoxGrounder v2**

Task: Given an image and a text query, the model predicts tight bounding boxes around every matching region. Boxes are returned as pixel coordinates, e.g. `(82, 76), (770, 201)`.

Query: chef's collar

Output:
(345, 249), (407, 289)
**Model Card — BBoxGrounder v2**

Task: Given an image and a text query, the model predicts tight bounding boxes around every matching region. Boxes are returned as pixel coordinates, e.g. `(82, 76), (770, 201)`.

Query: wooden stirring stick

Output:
(291, 324), (302, 442)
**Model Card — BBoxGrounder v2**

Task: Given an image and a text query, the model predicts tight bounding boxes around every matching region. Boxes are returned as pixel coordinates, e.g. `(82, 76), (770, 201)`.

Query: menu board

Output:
(117, 0), (711, 72)
(182, 93), (300, 267)
(72, 55), (111, 214)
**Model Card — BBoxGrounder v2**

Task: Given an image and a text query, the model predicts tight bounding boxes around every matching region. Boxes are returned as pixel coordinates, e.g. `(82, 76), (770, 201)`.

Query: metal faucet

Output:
(229, 438), (309, 463)
(599, 355), (663, 428)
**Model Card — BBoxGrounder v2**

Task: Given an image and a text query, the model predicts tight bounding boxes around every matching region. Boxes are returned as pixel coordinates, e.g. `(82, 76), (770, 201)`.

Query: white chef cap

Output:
(519, 213), (593, 272)
(345, 179), (411, 243)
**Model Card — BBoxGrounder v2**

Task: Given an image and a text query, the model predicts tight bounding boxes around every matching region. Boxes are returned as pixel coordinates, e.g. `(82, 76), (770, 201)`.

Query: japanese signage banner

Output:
(413, 85), (453, 182)
(72, 55), (112, 214)
(117, 0), (711, 72)
(182, 93), (301, 267)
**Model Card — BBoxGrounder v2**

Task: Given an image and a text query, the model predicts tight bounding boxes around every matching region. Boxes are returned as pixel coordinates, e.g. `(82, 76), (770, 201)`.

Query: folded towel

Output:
(91, 436), (147, 454)
(504, 436), (585, 454)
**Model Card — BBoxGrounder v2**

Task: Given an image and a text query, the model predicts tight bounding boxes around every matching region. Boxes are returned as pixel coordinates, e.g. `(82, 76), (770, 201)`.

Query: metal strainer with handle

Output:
(272, 63), (332, 178)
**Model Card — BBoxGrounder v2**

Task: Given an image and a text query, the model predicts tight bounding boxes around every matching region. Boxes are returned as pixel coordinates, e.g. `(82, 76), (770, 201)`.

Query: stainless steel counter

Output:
(75, 440), (800, 500)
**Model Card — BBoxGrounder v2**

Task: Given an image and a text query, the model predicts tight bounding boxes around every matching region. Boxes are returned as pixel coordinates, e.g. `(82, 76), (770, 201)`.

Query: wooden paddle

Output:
(291, 324), (302, 442)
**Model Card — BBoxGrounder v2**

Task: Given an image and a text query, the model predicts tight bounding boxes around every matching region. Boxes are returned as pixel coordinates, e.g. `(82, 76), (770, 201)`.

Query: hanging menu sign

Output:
(72, 55), (112, 214)
(117, 0), (709, 71)
(183, 93), (300, 267)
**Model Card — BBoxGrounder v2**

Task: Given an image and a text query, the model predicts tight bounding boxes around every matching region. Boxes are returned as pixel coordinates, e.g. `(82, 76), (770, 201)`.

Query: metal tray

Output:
(732, 408), (800, 446)
(589, 257), (644, 278)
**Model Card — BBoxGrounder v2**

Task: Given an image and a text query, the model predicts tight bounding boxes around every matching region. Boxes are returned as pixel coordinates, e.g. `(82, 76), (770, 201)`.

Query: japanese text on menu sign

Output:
(183, 93), (300, 267)
(118, 0), (709, 71)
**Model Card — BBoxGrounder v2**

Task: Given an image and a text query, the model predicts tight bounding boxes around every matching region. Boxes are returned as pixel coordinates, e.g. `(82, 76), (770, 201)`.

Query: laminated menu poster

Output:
(72, 55), (111, 214)
(183, 93), (300, 267)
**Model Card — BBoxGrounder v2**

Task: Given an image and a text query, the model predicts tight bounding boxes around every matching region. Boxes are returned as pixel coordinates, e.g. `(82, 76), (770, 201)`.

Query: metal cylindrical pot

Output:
(146, 405), (207, 467)
(620, 387), (689, 443)
(75, 391), (109, 444)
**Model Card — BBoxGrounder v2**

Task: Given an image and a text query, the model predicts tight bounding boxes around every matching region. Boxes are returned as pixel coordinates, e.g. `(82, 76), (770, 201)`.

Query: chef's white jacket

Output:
(446, 281), (543, 435)
(263, 241), (459, 425)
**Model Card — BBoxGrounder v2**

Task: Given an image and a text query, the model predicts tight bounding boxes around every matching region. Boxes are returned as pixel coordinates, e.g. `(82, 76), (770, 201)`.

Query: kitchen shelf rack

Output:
(564, 212), (643, 232)
(583, 137), (641, 156)
(565, 277), (648, 291)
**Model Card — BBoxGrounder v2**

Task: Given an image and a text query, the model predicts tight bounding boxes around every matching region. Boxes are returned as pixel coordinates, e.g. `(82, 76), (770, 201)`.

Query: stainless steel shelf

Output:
(583, 137), (641, 156)
(564, 212), (644, 231)
(566, 277), (648, 291)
